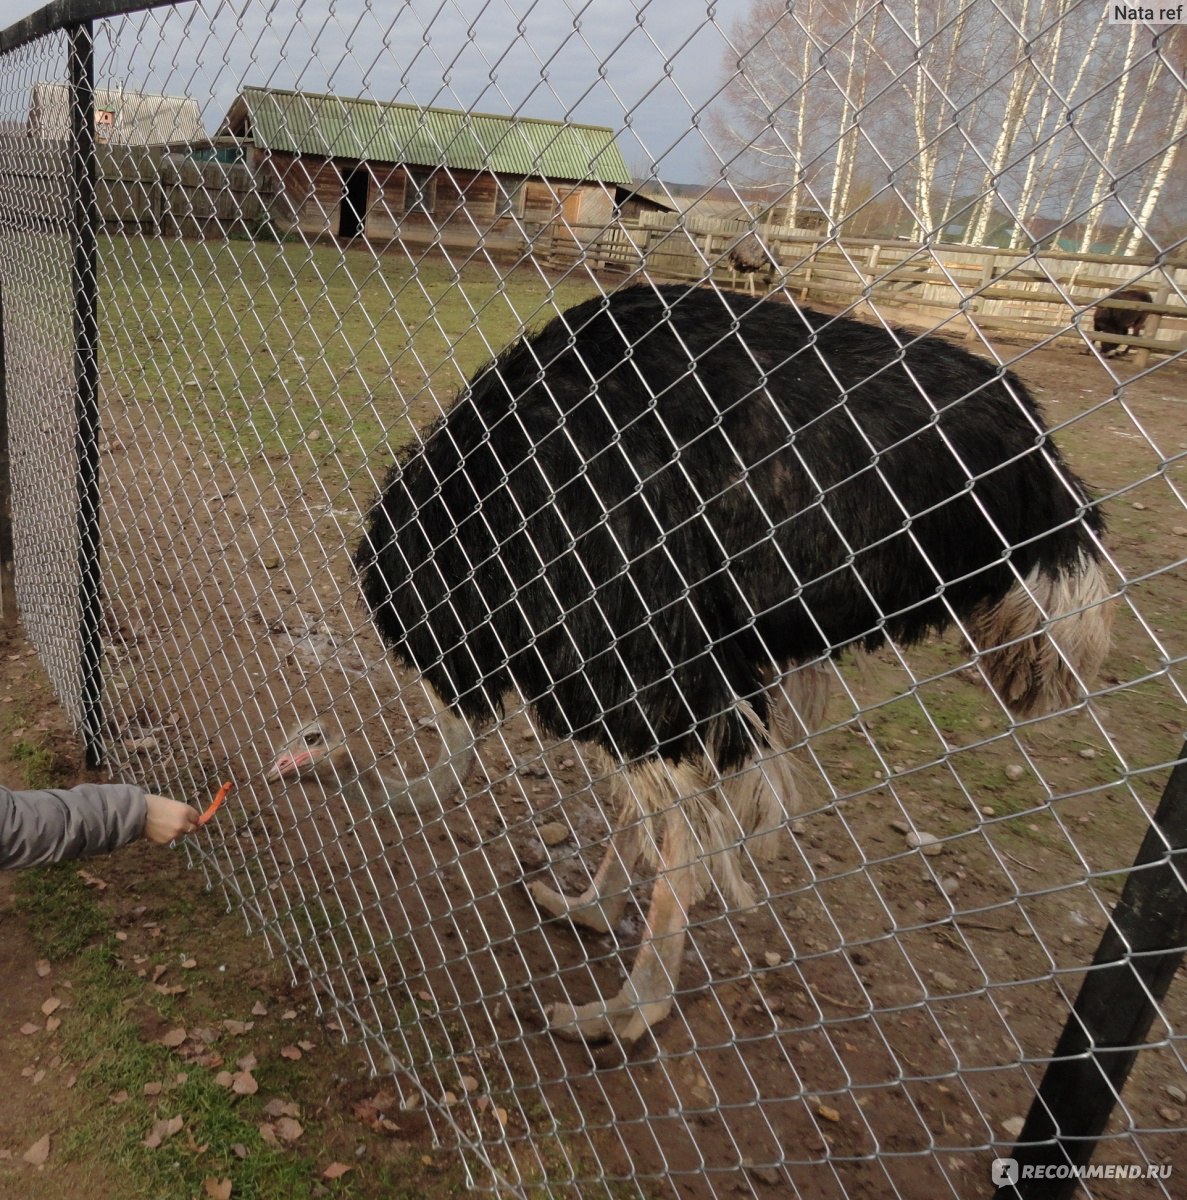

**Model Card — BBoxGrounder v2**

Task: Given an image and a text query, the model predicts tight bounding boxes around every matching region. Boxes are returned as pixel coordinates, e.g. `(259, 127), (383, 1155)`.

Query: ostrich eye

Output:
(303, 729), (324, 748)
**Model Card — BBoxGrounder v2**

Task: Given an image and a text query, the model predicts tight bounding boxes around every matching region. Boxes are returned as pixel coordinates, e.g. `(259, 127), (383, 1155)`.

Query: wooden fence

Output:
(542, 213), (1187, 367)
(0, 137), (275, 237)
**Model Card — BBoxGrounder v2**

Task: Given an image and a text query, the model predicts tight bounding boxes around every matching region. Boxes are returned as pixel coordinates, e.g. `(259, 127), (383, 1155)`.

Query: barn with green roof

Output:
(217, 86), (632, 250)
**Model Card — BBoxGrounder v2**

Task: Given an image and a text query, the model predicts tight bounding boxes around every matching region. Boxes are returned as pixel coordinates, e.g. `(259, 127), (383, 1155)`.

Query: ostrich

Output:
(1093, 287), (1153, 357)
(328, 283), (1112, 1044)
(726, 232), (780, 295)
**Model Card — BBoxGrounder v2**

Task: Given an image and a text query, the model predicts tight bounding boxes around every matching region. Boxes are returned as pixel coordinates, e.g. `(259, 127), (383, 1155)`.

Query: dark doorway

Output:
(338, 166), (369, 239)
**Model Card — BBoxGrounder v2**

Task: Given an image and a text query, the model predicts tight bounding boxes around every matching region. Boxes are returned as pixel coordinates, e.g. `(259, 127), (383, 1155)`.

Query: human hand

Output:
(143, 794), (201, 844)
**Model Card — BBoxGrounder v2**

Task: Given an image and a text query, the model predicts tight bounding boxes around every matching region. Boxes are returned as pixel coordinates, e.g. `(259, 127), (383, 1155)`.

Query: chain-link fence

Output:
(0, 1), (1184, 1197)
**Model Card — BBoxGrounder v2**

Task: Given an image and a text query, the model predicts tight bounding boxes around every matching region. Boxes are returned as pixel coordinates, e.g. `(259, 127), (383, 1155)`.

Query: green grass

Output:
(9, 738), (60, 790)
(19, 919), (326, 1199)
(14, 862), (110, 957)
(98, 238), (600, 481)
(11, 862), (470, 1200)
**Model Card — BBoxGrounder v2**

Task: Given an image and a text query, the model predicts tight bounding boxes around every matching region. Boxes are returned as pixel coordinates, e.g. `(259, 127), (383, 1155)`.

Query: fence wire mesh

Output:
(0, 1), (1185, 1197)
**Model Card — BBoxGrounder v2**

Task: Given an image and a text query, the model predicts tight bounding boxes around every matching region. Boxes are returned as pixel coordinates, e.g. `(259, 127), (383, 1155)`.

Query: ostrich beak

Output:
(264, 749), (317, 783)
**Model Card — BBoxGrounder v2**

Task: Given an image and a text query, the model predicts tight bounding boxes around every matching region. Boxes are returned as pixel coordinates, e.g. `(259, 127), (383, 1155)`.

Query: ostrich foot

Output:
(546, 981), (672, 1044)
(526, 878), (624, 935)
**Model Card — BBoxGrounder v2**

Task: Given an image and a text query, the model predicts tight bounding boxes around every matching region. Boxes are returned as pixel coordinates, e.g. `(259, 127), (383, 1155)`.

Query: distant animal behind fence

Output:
(351, 283), (1112, 1044)
(726, 231), (781, 294)
(1094, 286), (1153, 357)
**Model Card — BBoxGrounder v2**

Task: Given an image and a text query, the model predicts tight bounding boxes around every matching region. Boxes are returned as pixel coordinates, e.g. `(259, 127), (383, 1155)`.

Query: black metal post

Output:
(994, 741), (1187, 1198)
(70, 21), (103, 768)
(0, 278), (13, 624)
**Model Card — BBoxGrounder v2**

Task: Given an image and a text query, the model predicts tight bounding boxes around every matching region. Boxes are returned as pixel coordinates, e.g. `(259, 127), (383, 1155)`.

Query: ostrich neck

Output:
(335, 727), (477, 814)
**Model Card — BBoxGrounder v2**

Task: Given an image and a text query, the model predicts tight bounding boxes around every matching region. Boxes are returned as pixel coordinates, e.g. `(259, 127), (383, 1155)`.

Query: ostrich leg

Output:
(546, 840), (695, 1043)
(546, 764), (700, 1043)
(528, 817), (642, 934)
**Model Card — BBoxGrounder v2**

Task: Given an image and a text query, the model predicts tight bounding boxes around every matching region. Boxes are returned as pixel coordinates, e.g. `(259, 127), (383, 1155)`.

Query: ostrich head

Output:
(264, 717), (348, 783)
(263, 711), (478, 813)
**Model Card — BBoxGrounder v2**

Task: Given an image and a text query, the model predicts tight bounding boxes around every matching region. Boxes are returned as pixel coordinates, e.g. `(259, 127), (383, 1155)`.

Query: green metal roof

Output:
(228, 87), (631, 184)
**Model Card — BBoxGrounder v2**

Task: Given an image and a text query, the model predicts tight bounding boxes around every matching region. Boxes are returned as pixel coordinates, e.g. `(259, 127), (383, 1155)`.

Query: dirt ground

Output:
(2, 286), (1186, 1199)
(0, 622), (475, 1200)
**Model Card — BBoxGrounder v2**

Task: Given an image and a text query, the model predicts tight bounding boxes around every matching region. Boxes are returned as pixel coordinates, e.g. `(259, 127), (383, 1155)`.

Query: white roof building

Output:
(28, 83), (205, 146)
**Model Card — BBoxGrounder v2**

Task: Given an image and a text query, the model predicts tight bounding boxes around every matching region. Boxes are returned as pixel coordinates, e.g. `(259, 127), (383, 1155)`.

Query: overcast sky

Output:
(0, 0), (756, 182)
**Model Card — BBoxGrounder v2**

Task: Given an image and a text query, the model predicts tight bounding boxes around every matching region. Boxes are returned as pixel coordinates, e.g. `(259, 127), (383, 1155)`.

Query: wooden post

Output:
(1133, 282), (1168, 370)
(860, 244), (881, 317)
(967, 253), (995, 339)
(995, 740), (1187, 1198)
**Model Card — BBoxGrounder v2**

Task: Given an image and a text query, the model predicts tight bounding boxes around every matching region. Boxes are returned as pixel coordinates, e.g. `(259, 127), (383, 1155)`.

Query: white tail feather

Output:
(968, 553), (1113, 717)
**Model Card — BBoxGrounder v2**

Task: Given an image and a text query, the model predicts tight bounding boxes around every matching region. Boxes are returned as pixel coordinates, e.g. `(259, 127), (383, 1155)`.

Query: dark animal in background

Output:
(352, 283), (1112, 1043)
(1093, 287), (1153, 357)
(727, 232), (781, 295)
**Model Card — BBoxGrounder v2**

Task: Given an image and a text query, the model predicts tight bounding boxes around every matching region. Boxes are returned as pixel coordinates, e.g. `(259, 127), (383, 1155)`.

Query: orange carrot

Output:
(198, 780), (233, 826)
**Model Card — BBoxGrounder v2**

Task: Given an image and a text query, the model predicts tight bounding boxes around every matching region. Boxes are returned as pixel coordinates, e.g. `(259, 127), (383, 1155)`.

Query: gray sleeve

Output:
(0, 782), (147, 870)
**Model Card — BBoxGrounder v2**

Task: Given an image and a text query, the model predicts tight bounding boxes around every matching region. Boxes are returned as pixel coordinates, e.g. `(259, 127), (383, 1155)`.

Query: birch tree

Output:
(709, 0), (1184, 250)
(708, 0), (839, 226)
(1121, 26), (1187, 254)
(964, 3), (1048, 246)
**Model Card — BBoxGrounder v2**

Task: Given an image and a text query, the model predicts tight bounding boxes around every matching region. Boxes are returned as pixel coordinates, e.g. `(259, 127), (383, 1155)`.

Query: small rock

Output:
(1156, 1105), (1181, 1123)
(939, 876), (960, 897)
(932, 970), (958, 992)
(744, 1162), (782, 1187)
(536, 822), (570, 847)
(1005, 764), (1025, 781)
(1172, 526), (1187, 537)
(906, 830), (944, 856)
(1078, 747), (1097, 759)
(889, 819), (911, 835)
(1001, 1116), (1026, 1138)
(1164, 1085), (1186, 1104)
(1131, 501), (1147, 510)
(517, 842), (546, 869)
(981, 806), (995, 817)
(763, 951), (782, 968)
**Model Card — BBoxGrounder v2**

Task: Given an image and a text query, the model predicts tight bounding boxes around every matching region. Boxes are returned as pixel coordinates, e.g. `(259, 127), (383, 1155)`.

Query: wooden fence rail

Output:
(542, 216), (1187, 367)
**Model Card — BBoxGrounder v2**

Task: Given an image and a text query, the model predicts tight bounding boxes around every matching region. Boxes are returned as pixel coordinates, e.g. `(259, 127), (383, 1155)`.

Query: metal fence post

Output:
(996, 741), (1187, 1198)
(0, 277), (12, 624)
(70, 20), (103, 768)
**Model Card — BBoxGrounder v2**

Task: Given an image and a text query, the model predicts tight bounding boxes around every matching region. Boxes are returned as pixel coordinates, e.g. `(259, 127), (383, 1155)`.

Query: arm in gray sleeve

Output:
(0, 782), (147, 869)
